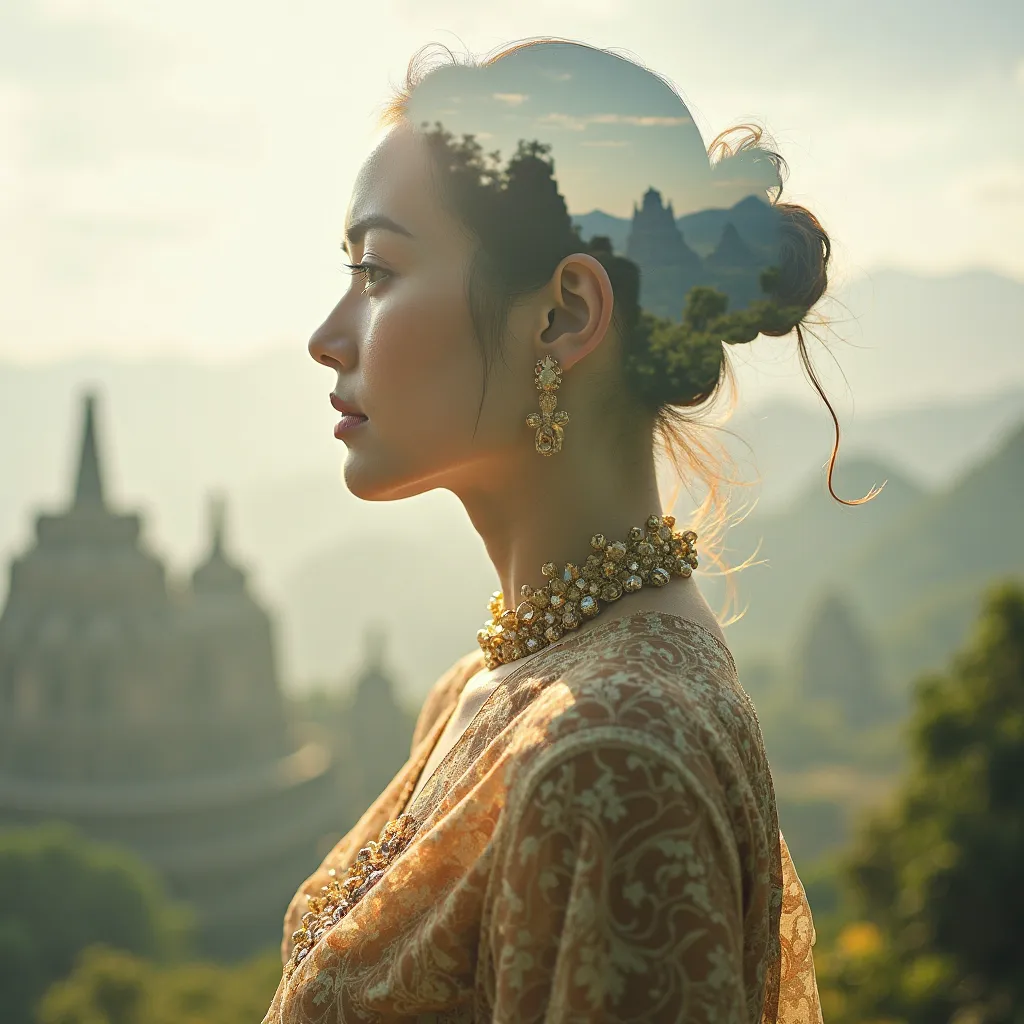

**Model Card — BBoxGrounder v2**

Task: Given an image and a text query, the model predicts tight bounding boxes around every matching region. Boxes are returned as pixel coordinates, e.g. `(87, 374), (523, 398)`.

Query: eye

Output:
(342, 260), (392, 294)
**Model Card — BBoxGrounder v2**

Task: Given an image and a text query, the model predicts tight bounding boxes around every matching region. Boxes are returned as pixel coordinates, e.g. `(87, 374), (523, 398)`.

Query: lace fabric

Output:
(264, 610), (822, 1023)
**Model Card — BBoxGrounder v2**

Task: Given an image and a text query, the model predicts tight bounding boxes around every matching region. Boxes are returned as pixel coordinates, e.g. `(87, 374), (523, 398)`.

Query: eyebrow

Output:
(341, 214), (415, 256)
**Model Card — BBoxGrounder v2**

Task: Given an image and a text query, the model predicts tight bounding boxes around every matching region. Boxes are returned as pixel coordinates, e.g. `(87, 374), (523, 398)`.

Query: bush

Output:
(0, 823), (192, 1024)
(37, 945), (283, 1024)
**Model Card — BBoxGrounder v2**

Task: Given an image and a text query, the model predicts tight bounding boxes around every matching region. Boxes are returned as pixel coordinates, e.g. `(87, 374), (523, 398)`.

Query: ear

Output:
(538, 253), (615, 370)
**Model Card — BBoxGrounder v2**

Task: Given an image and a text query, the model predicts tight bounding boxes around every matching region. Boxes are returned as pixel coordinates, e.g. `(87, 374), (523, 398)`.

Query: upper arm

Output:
(486, 735), (750, 1023)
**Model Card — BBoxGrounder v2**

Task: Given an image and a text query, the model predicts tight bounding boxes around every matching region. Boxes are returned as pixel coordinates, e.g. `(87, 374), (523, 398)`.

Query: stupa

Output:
(0, 392), (339, 957)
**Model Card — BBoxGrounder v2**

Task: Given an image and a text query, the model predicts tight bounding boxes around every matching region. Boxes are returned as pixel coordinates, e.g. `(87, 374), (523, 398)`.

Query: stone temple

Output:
(0, 392), (339, 957)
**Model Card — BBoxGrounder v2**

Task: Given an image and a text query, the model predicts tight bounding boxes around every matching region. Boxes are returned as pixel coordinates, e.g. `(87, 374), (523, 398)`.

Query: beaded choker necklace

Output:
(476, 513), (698, 670)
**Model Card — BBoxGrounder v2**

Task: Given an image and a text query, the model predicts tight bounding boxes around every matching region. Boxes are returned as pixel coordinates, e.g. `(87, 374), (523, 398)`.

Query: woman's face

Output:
(308, 122), (541, 502)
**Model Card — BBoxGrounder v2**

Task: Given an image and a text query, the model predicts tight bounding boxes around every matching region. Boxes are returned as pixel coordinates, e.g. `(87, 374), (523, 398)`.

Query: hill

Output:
(707, 455), (930, 663)
(717, 418), (1024, 687)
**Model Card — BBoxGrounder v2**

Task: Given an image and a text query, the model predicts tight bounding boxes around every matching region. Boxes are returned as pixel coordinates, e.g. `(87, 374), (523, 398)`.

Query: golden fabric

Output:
(263, 610), (822, 1023)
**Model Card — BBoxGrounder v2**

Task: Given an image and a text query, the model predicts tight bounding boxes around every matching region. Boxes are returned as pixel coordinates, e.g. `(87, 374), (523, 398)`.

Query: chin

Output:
(340, 455), (435, 503)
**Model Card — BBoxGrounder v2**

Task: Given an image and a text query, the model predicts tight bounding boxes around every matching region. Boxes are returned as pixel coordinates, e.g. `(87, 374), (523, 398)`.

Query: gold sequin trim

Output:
(283, 812), (420, 980)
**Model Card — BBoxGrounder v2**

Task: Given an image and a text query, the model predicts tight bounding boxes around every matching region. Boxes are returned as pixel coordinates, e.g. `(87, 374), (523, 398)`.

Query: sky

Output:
(1, 0), (1022, 364)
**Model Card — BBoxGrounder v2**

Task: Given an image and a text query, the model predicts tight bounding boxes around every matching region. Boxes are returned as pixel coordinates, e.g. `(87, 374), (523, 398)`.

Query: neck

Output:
(454, 425), (666, 615)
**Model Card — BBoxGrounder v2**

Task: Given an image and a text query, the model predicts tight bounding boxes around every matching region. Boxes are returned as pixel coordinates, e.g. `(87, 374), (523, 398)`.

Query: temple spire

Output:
(208, 492), (226, 558)
(191, 491), (245, 593)
(73, 391), (106, 510)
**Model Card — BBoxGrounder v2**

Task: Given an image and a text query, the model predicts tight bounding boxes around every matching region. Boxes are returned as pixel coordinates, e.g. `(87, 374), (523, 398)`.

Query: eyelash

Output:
(342, 260), (391, 294)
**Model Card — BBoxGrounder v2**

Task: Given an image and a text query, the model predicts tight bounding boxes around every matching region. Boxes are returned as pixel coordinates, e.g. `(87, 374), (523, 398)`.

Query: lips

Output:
(330, 393), (366, 418)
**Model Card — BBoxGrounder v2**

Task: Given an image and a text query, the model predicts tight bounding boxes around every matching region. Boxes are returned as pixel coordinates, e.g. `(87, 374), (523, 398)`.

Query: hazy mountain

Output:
(706, 455), (931, 663)
(706, 221), (762, 269)
(679, 195), (783, 258)
(845, 419), (1024, 644)
(718, 418), (1024, 686)
(568, 215), (1024, 409)
(722, 385), (1024, 511)
(572, 194), (782, 260)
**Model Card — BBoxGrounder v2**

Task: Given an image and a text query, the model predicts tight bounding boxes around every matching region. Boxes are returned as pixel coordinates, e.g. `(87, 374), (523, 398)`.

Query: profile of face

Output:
(308, 119), (619, 504)
(308, 122), (586, 503)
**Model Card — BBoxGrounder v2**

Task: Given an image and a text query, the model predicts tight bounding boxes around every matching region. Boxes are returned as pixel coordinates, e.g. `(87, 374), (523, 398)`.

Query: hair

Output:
(376, 37), (883, 626)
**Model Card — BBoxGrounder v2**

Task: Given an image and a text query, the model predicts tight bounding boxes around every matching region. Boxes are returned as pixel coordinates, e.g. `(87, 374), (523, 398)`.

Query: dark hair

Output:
(377, 38), (882, 623)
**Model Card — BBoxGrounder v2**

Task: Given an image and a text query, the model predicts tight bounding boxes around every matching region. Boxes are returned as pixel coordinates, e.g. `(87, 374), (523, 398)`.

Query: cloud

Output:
(0, 0), (170, 93)
(492, 92), (529, 106)
(1, 0), (254, 170)
(537, 111), (692, 132)
(966, 165), (1024, 206)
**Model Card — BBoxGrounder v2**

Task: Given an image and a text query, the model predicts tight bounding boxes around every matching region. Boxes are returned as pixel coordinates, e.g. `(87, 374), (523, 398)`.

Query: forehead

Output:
(345, 124), (440, 242)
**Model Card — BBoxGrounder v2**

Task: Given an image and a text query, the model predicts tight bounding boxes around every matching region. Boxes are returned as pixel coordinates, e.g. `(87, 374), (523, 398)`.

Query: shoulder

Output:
(498, 612), (776, 850)
(515, 612), (765, 785)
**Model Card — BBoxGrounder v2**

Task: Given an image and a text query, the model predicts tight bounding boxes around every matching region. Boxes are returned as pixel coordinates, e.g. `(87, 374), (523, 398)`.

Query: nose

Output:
(308, 299), (356, 370)
(307, 322), (334, 369)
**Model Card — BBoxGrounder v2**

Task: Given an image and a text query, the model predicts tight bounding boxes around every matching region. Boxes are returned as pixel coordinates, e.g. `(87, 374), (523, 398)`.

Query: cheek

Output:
(363, 273), (479, 432)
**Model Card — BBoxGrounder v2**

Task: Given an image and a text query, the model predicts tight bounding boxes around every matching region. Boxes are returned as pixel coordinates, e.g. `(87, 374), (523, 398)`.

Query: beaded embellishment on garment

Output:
(284, 812), (420, 980)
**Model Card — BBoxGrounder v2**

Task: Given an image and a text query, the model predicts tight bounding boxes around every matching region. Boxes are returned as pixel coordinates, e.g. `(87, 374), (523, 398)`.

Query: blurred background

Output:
(1, 1), (1022, 1021)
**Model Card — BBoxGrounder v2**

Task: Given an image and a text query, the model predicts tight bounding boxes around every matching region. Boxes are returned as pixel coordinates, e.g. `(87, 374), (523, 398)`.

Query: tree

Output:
(0, 824), (191, 1024)
(819, 579), (1024, 1023)
(36, 945), (282, 1024)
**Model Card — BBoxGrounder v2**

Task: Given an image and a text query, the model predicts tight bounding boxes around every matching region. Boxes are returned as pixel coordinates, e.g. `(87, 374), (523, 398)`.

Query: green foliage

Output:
(0, 824), (192, 1024)
(625, 284), (806, 406)
(36, 945), (282, 1024)
(796, 852), (853, 951)
(416, 122), (582, 277)
(818, 580), (1024, 1023)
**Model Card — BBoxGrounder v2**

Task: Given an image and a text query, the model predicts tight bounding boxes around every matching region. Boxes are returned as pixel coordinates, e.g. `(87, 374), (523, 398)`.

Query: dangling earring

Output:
(526, 354), (570, 456)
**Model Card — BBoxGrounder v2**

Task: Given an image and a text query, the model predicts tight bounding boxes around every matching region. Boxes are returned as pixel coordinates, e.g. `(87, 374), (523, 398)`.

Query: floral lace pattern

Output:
(264, 610), (822, 1023)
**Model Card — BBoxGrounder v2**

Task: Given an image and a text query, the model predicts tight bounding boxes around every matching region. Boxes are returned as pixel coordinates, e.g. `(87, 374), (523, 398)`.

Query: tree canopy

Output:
(36, 945), (282, 1024)
(0, 824), (192, 1024)
(819, 579), (1024, 1023)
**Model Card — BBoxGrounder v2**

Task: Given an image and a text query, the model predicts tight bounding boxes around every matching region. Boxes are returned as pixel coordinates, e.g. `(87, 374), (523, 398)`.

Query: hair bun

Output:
(765, 202), (831, 329)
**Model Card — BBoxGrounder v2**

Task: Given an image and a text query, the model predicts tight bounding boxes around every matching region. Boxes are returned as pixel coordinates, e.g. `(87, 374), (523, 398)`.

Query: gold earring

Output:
(526, 354), (570, 456)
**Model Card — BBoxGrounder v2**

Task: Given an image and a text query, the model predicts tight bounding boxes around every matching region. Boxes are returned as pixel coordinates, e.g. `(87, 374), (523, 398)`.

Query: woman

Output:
(263, 37), (870, 1023)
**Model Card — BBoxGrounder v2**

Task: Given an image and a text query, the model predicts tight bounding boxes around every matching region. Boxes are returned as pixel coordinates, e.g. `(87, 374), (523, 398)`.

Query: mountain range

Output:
(707, 418), (1024, 688)
(572, 194), (782, 262)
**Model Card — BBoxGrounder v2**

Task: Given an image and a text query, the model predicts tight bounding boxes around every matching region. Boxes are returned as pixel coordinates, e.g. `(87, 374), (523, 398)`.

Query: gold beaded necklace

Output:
(476, 512), (698, 670)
